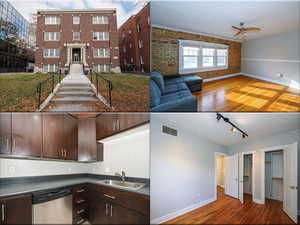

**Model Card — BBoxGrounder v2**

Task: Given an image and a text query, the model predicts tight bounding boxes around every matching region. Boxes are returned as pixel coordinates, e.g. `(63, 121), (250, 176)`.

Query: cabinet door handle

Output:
(105, 203), (108, 216)
(77, 209), (85, 215)
(77, 199), (85, 204)
(1, 203), (5, 222)
(76, 219), (84, 224)
(110, 205), (113, 217)
(104, 194), (115, 200)
(77, 189), (85, 193)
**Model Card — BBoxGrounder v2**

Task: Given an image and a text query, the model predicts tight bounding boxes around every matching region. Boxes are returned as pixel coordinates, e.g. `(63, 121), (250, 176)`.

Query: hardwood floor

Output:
(195, 75), (300, 112)
(164, 187), (296, 224)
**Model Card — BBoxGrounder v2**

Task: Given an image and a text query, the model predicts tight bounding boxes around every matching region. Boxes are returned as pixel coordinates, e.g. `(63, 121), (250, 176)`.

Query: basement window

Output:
(93, 64), (111, 73)
(179, 39), (229, 74)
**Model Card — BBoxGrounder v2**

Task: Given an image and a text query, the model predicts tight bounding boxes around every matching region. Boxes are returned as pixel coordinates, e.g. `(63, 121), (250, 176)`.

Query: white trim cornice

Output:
(152, 24), (242, 43)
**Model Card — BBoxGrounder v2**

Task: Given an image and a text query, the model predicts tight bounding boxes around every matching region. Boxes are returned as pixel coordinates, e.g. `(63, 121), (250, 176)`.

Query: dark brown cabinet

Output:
(0, 113), (11, 155)
(43, 114), (78, 160)
(89, 191), (109, 225)
(0, 194), (32, 225)
(11, 113), (42, 157)
(73, 184), (89, 224)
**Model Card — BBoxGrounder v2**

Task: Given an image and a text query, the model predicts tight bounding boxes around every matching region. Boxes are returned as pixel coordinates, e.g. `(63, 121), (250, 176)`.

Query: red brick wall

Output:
(35, 10), (120, 73)
(118, 3), (150, 73)
(151, 27), (241, 79)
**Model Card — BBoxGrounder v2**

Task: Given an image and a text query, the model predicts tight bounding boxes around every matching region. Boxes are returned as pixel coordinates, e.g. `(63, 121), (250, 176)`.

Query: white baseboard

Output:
(253, 198), (264, 204)
(243, 73), (300, 90)
(203, 73), (240, 82)
(150, 197), (216, 224)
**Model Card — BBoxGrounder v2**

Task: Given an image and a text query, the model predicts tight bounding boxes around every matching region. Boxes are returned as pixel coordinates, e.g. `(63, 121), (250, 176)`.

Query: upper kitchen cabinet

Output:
(96, 113), (149, 140)
(78, 118), (99, 162)
(43, 114), (78, 160)
(11, 113), (42, 158)
(0, 113), (12, 155)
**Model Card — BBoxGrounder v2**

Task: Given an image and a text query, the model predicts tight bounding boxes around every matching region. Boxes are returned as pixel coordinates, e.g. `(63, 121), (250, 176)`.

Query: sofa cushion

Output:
(150, 80), (161, 107)
(160, 90), (193, 104)
(164, 77), (184, 85)
(164, 82), (189, 94)
(151, 71), (165, 93)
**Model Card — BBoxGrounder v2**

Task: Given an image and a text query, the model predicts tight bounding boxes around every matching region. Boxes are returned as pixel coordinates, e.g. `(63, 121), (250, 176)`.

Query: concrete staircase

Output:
(44, 64), (105, 111)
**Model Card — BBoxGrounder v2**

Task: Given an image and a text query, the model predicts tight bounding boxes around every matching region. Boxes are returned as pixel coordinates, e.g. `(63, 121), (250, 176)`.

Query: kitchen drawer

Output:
(89, 184), (149, 216)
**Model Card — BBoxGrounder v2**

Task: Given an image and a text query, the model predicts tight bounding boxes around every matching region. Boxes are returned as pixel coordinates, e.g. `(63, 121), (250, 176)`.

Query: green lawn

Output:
(0, 73), (61, 111)
(89, 73), (149, 112)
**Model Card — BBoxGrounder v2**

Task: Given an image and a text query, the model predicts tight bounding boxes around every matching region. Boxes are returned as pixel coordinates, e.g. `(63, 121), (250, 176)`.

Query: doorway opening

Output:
(243, 154), (253, 203)
(265, 150), (284, 202)
(215, 153), (226, 199)
(72, 48), (81, 64)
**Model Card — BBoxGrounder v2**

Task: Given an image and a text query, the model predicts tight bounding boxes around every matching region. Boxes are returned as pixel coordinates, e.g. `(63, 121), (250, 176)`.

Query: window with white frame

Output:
(137, 23), (141, 32)
(92, 16), (108, 24)
(43, 49), (60, 58)
(93, 64), (111, 72)
(73, 16), (80, 24)
(140, 55), (144, 64)
(73, 32), (80, 40)
(44, 32), (60, 41)
(43, 64), (58, 72)
(138, 40), (143, 48)
(94, 48), (110, 58)
(45, 16), (60, 25)
(179, 40), (229, 74)
(93, 32), (109, 41)
(130, 57), (133, 63)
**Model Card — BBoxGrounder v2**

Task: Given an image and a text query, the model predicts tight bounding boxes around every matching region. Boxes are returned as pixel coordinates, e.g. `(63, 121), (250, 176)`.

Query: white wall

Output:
(150, 114), (227, 223)
(89, 124), (150, 179)
(242, 30), (300, 88)
(227, 128), (300, 212)
(0, 158), (89, 178)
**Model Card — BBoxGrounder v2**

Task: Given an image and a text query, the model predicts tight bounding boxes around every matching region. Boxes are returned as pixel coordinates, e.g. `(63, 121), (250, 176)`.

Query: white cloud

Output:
(8, 0), (148, 26)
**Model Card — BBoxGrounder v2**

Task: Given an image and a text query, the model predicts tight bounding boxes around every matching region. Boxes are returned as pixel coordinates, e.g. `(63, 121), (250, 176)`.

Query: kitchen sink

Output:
(97, 179), (146, 190)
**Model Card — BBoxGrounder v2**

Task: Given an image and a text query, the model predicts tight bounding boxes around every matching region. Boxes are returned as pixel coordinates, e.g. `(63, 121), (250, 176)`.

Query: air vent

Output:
(162, 125), (177, 136)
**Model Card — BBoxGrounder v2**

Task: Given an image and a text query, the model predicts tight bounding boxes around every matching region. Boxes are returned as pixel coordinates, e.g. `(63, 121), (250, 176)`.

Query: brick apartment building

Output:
(34, 9), (120, 73)
(118, 3), (150, 73)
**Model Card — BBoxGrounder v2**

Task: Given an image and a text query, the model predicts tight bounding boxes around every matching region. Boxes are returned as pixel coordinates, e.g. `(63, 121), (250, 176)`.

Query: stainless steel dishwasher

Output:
(32, 187), (73, 224)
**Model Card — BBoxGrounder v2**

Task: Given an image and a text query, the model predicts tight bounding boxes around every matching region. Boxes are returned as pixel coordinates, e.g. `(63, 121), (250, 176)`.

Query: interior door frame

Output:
(260, 143), (297, 205)
(214, 152), (227, 200)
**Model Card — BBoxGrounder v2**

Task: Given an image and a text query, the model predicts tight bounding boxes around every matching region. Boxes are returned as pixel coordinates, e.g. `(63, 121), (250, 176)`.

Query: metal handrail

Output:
(36, 71), (62, 110)
(94, 73), (113, 107)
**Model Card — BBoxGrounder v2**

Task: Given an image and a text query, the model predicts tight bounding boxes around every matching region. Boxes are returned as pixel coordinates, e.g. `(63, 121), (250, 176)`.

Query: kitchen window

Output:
(92, 16), (108, 24)
(93, 32), (109, 41)
(73, 16), (80, 24)
(179, 39), (229, 74)
(94, 48), (110, 58)
(44, 32), (60, 41)
(43, 49), (60, 58)
(45, 16), (60, 25)
(73, 32), (80, 40)
(43, 64), (58, 72)
(93, 64), (111, 73)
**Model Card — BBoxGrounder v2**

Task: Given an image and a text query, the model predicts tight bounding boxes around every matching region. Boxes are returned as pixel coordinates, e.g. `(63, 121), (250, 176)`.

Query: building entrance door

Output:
(72, 48), (81, 64)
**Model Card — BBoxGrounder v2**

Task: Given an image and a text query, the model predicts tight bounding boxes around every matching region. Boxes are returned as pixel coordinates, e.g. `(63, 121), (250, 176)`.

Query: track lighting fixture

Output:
(216, 113), (248, 138)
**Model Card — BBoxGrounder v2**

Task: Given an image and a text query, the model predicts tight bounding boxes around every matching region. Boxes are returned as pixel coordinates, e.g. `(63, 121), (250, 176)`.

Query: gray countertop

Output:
(0, 174), (150, 198)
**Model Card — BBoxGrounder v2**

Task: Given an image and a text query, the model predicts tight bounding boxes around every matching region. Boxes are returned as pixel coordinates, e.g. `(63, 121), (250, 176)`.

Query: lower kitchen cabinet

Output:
(89, 193), (109, 224)
(0, 194), (32, 225)
(73, 184), (89, 224)
(110, 203), (149, 224)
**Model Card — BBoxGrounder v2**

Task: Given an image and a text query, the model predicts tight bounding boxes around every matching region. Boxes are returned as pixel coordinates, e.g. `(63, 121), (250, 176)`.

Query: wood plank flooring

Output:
(195, 75), (300, 112)
(164, 187), (296, 224)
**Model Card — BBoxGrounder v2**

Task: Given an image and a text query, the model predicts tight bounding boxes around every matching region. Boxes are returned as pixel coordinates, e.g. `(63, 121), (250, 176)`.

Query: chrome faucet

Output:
(115, 171), (126, 183)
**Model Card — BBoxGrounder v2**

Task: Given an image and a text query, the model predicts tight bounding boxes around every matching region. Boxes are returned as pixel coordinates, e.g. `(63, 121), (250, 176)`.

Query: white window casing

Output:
(93, 48), (110, 58)
(43, 49), (60, 58)
(93, 32), (109, 41)
(73, 16), (80, 24)
(93, 64), (111, 72)
(45, 16), (60, 25)
(92, 16), (108, 24)
(44, 32), (60, 41)
(179, 39), (229, 74)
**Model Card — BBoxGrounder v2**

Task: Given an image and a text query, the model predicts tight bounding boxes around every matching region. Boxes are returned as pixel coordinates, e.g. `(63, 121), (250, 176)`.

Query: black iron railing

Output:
(36, 72), (62, 110)
(92, 73), (113, 107)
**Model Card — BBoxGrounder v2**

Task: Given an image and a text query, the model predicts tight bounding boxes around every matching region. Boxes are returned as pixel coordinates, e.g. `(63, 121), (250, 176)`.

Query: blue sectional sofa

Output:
(150, 71), (202, 112)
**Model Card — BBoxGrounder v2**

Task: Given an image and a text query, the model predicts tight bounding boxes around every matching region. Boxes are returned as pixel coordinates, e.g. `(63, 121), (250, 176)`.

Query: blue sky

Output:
(9, 0), (148, 26)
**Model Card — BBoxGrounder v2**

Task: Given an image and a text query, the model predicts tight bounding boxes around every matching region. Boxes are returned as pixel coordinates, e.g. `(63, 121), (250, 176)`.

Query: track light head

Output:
(216, 113), (221, 121)
(230, 127), (237, 132)
(242, 134), (246, 138)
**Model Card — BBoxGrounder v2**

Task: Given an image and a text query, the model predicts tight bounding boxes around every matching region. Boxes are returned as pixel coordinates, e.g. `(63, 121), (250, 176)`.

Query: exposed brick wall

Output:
(151, 27), (241, 79)
(118, 3), (150, 73)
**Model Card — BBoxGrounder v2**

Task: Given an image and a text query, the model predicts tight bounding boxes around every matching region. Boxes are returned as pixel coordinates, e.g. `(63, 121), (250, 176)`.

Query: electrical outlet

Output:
(277, 73), (284, 78)
(8, 166), (16, 174)
(68, 167), (72, 172)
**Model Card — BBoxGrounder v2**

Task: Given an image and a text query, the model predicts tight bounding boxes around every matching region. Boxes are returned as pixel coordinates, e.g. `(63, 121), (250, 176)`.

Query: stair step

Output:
(60, 83), (91, 87)
(56, 91), (95, 96)
(50, 96), (99, 104)
(59, 86), (93, 92)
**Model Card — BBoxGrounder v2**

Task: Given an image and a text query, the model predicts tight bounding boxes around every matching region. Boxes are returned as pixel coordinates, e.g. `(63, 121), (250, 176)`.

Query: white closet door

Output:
(225, 154), (239, 199)
(238, 153), (244, 203)
(283, 143), (298, 223)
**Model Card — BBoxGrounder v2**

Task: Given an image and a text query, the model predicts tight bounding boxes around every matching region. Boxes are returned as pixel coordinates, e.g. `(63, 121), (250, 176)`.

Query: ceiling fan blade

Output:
(244, 27), (261, 31)
(234, 31), (241, 37)
(232, 25), (241, 30)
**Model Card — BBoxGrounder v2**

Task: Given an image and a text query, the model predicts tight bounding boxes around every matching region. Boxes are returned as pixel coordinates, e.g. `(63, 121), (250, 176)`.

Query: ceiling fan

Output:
(232, 22), (261, 38)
